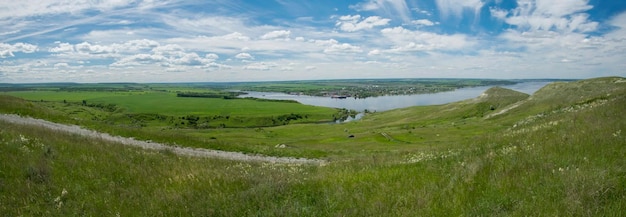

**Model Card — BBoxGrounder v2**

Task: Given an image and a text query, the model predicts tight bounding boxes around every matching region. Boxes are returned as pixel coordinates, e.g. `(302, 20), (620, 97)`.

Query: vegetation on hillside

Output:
(1, 77), (625, 215)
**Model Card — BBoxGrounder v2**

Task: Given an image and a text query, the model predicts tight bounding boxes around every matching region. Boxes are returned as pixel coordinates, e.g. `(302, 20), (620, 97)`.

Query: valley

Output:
(1, 77), (625, 216)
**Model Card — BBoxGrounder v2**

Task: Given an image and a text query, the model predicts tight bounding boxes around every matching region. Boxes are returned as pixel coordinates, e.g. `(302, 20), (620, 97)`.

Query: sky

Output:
(1, 0), (626, 83)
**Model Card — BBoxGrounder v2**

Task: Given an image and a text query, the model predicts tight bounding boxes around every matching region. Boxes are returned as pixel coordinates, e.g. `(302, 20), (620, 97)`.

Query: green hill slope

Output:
(490, 76), (626, 119)
(1, 77), (625, 215)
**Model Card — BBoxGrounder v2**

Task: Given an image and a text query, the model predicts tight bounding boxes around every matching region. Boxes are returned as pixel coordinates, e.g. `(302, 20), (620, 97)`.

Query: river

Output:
(240, 81), (551, 112)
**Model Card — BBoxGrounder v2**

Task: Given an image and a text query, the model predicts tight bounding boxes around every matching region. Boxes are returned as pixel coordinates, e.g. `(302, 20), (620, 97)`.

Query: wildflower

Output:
(19, 134), (29, 142)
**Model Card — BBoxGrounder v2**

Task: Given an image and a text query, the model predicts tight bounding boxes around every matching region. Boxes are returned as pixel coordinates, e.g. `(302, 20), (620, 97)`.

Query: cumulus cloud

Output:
(491, 6), (626, 76)
(205, 53), (219, 59)
(368, 49), (381, 56)
(112, 54), (167, 67)
(49, 42), (74, 53)
(172, 53), (209, 66)
(75, 42), (115, 54)
(49, 39), (162, 59)
(490, 7), (508, 20)
(260, 30), (291, 40)
(324, 43), (363, 53)
(0, 42), (38, 58)
(123, 39), (160, 51)
(412, 19), (436, 26)
(152, 44), (185, 55)
(235, 52), (254, 59)
(336, 15), (391, 32)
(54, 62), (70, 68)
(102, 40), (223, 68)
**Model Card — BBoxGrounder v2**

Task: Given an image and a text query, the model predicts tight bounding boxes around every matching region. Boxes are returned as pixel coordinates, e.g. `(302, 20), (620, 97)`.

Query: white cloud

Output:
(260, 30), (291, 40)
(165, 32), (256, 54)
(75, 42), (115, 54)
(312, 39), (339, 46)
(159, 13), (262, 37)
(435, 0), (484, 19)
(368, 49), (381, 56)
(412, 19), (436, 26)
(0, 42), (38, 58)
(49, 42), (74, 53)
(123, 39), (160, 51)
(221, 32), (251, 41)
(48, 40), (164, 60)
(336, 15), (391, 32)
(0, 30), (21, 36)
(500, 0), (598, 33)
(0, 0), (133, 19)
(243, 62), (277, 71)
(172, 53), (209, 66)
(205, 53), (219, 59)
(491, 11), (626, 77)
(152, 44), (184, 55)
(99, 40), (223, 69)
(235, 52), (254, 59)
(112, 54), (167, 67)
(490, 7), (508, 20)
(54, 62), (70, 68)
(2, 0), (623, 82)
(324, 43), (363, 53)
(380, 27), (472, 52)
(350, 0), (412, 23)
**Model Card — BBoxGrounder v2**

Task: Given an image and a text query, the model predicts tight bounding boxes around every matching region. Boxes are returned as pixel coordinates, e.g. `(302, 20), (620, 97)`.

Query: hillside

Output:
(1, 77), (625, 215)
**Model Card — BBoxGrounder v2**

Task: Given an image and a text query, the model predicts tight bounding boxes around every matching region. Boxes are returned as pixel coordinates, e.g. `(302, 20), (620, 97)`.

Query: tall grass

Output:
(1, 77), (624, 215)
(2, 94), (624, 216)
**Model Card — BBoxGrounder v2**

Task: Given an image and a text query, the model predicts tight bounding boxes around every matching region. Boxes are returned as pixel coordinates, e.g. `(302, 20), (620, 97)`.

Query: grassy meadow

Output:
(1, 77), (625, 215)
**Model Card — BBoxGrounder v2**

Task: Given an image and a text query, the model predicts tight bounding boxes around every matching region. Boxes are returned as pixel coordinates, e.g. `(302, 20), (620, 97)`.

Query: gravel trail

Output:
(1, 114), (326, 165)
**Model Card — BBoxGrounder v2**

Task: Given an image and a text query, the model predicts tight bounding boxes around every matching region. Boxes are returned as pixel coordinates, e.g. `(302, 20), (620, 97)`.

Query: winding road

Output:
(1, 114), (326, 165)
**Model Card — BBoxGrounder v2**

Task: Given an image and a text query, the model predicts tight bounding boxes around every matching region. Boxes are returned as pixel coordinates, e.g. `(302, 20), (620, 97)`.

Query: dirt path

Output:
(0, 114), (326, 165)
(484, 100), (525, 119)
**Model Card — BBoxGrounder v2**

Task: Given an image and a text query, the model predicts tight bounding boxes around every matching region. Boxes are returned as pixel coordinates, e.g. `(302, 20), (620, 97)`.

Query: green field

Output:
(1, 77), (625, 215)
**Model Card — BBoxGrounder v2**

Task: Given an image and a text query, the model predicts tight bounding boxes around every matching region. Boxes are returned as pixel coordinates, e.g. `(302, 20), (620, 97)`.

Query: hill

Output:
(0, 77), (625, 215)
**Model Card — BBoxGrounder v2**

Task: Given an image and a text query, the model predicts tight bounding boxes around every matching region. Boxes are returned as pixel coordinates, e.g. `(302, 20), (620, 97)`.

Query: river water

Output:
(241, 81), (551, 112)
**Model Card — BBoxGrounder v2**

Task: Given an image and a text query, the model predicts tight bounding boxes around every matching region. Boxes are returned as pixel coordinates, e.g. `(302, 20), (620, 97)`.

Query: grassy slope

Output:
(1, 77), (625, 216)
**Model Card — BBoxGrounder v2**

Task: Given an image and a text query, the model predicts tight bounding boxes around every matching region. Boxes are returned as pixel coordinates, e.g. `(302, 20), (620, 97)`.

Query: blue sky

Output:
(1, 0), (625, 83)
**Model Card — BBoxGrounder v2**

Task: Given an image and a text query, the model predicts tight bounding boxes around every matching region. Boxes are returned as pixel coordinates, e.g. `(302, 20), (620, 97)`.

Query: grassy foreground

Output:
(1, 77), (625, 215)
